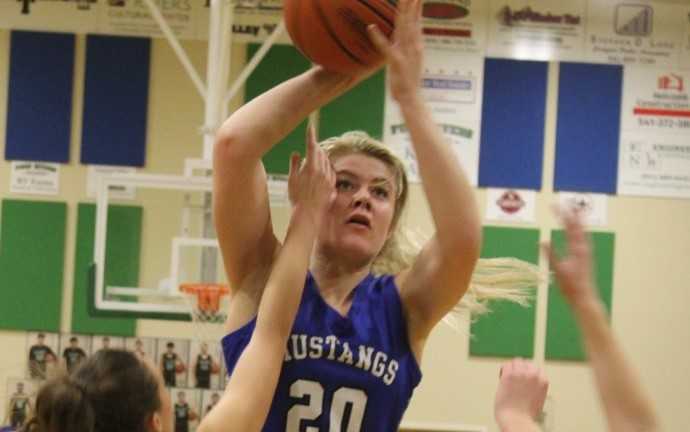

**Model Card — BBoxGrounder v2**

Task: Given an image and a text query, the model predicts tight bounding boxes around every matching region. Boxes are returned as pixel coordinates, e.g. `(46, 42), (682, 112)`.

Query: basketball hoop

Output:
(180, 283), (230, 324)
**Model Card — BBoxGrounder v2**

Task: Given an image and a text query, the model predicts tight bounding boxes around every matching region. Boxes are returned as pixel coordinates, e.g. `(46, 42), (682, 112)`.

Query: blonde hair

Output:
(321, 131), (539, 319)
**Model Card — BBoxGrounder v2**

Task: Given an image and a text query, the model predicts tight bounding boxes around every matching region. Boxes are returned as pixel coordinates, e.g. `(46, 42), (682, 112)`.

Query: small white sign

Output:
(486, 188), (537, 223)
(620, 67), (690, 134)
(618, 66), (690, 199)
(10, 161), (60, 195)
(617, 132), (690, 199)
(422, 0), (489, 56)
(557, 192), (608, 227)
(87, 165), (137, 200)
(384, 51), (483, 186)
(586, 1), (685, 67)
(487, 0), (587, 61)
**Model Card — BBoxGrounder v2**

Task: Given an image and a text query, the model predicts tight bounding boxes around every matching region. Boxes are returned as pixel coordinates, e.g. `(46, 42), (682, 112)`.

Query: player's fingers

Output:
(288, 152), (301, 178)
(414, 0), (423, 20)
(305, 122), (317, 167)
(367, 24), (393, 58)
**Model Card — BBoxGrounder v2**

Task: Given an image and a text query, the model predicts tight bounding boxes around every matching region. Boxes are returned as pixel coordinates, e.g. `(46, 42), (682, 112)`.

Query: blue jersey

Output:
(222, 273), (422, 431)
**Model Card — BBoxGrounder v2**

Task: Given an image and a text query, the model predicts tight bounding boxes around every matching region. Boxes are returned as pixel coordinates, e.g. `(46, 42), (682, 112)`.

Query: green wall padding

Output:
(545, 231), (615, 361)
(469, 226), (540, 358)
(245, 44), (311, 175)
(319, 70), (386, 140)
(71, 203), (141, 336)
(0, 199), (67, 331)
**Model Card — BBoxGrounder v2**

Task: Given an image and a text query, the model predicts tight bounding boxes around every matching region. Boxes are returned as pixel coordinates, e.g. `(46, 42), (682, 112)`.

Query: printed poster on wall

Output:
(383, 50), (483, 185)
(421, 0), (488, 55)
(0, 0), (288, 44)
(10, 161), (60, 196)
(487, 0), (587, 61)
(557, 192), (608, 226)
(586, 0), (685, 67)
(196, 0), (289, 43)
(99, 0), (201, 40)
(618, 67), (690, 198)
(0, 0), (99, 34)
(86, 165), (137, 200)
(485, 189), (537, 223)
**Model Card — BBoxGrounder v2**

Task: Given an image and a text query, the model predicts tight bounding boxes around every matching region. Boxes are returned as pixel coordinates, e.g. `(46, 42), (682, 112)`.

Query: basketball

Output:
(176, 363), (186, 374)
(211, 363), (221, 374)
(283, 0), (397, 74)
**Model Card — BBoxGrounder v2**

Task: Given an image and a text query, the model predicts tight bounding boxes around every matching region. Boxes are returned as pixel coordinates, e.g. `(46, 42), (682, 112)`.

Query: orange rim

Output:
(180, 283), (230, 314)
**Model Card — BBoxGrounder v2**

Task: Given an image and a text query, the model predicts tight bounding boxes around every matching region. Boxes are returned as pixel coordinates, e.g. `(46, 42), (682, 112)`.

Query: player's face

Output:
(17, 383), (24, 393)
(201, 343), (208, 354)
(177, 392), (186, 403)
(70, 340), (78, 347)
(317, 153), (397, 268)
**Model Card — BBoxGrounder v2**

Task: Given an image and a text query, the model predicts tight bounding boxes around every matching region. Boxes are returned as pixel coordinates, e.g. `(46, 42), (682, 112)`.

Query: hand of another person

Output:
(367, 0), (424, 104)
(287, 124), (336, 227)
(542, 207), (599, 308)
(494, 358), (549, 431)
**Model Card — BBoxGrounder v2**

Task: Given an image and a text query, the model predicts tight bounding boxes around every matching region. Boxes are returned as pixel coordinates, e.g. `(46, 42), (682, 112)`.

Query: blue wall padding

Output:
(479, 58), (548, 190)
(5, 31), (75, 163)
(81, 35), (151, 167)
(554, 62), (622, 194)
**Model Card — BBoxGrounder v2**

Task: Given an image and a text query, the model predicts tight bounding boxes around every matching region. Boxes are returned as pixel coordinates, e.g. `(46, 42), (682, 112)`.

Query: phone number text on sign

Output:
(637, 117), (690, 129)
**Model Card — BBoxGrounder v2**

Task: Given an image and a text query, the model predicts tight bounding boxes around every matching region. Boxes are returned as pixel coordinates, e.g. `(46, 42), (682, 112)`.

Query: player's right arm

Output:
(200, 126), (334, 432)
(214, 66), (374, 332)
(543, 210), (659, 432)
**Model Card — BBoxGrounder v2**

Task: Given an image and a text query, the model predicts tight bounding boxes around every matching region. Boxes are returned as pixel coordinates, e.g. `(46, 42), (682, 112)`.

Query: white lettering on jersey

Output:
(283, 334), (399, 386)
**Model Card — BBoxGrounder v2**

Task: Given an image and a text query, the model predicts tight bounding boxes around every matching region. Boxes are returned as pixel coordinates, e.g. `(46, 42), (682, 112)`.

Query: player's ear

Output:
(148, 412), (162, 432)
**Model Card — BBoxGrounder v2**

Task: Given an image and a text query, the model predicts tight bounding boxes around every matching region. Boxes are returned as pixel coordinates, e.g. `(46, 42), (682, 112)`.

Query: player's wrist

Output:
(290, 203), (325, 232)
(496, 410), (540, 432)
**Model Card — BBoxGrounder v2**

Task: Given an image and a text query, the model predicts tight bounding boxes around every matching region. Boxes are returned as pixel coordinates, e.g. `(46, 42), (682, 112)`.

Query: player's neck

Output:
(309, 263), (370, 315)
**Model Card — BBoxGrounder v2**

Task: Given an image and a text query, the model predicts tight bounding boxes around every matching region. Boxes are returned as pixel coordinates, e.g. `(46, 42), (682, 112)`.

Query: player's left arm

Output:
(370, 0), (481, 361)
(198, 125), (333, 432)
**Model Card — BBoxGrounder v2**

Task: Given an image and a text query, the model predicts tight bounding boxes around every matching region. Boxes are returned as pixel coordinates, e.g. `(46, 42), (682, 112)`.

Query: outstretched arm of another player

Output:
(542, 209), (659, 432)
(493, 359), (548, 432)
(199, 126), (335, 432)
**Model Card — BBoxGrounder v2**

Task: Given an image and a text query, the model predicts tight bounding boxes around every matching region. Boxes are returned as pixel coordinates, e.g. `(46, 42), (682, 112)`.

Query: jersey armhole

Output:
(377, 275), (423, 382)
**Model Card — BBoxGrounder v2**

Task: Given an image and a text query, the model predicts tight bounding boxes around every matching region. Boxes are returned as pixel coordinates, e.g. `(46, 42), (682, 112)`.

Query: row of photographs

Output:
(3, 377), (221, 432)
(25, 331), (228, 390)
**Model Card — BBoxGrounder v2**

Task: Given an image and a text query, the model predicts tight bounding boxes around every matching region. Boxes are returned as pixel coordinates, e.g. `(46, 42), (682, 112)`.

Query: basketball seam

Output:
(355, 0), (395, 29)
(313, 0), (368, 66)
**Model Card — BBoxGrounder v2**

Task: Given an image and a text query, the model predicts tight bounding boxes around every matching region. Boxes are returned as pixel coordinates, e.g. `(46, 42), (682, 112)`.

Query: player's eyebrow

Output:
(336, 169), (394, 187)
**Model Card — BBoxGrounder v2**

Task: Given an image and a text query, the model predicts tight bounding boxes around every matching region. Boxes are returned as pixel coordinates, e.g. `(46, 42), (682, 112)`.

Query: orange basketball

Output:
(175, 363), (186, 374)
(284, 0), (397, 75)
(211, 363), (221, 374)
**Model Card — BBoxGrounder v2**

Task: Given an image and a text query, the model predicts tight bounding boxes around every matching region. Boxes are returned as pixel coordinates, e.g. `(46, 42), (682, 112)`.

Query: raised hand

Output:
(542, 207), (597, 308)
(287, 123), (336, 227)
(494, 358), (549, 431)
(367, 0), (424, 104)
